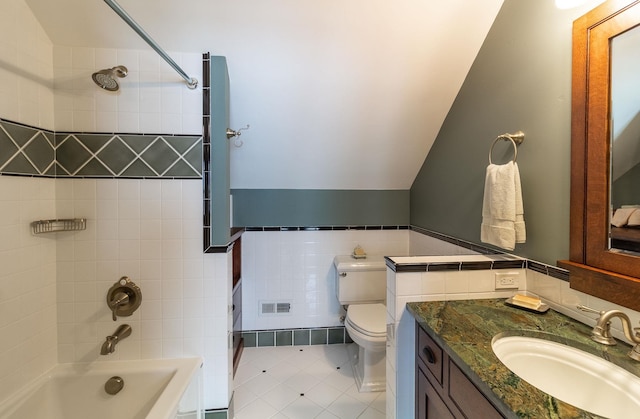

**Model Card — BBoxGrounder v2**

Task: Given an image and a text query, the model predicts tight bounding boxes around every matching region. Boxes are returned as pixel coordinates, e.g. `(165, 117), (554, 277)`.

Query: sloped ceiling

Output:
(25, 0), (503, 190)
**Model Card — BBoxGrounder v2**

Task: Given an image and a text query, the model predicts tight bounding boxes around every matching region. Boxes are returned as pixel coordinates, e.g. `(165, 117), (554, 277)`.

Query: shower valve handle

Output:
(109, 292), (129, 321)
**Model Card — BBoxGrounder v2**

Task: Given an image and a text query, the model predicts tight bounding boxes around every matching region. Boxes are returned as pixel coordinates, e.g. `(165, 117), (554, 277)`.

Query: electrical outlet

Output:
(495, 272), (520, 289)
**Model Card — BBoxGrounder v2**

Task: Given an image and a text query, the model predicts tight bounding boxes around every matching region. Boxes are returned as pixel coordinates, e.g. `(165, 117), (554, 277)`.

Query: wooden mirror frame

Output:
(558, 0), (640, 311)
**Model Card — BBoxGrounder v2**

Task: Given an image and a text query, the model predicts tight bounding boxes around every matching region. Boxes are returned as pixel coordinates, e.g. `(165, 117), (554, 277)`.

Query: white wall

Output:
(0, 0), (57, 402)
(241, 229), (409, 330)
(0, 176), (57, 400)
(52, 46), (202, 135)
(0, 0), (54, 130)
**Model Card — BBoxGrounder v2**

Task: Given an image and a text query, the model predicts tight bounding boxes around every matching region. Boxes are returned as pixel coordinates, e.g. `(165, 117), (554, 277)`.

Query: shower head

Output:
(92, 66), (128, 91)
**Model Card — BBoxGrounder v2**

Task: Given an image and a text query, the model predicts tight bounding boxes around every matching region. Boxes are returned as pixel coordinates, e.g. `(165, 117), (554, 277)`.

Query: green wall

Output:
(232, 189), (409, 227)
(410, 0), (596, 265)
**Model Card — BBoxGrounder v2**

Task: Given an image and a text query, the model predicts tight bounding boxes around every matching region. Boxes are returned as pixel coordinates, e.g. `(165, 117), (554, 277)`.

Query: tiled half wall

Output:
(0, 118), (202, 178)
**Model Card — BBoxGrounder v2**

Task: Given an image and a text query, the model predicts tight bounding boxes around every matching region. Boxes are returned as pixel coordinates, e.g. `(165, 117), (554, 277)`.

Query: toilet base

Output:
(347, 343), (386, 392)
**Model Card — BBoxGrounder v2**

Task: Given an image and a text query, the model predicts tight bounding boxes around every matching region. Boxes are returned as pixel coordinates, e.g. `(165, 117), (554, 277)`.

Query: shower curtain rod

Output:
(103, 0), (198, 89)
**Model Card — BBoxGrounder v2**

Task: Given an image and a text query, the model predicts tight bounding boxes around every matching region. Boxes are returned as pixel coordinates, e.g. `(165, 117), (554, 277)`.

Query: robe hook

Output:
(226, 125), (250, 147)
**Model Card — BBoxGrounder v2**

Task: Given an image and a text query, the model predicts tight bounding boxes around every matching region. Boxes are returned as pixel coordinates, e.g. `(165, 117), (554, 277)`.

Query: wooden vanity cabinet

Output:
(415, 322), (504, 419)
(232, 235), (243, 376)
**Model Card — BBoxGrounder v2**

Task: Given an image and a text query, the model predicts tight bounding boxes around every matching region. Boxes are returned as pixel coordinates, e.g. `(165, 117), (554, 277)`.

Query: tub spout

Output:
(101, 336), (116, 355)
(100, 324), (132, 355)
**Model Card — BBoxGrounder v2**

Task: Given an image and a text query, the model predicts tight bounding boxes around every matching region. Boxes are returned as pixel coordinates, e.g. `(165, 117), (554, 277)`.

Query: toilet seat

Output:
(346, 303), (386, 338)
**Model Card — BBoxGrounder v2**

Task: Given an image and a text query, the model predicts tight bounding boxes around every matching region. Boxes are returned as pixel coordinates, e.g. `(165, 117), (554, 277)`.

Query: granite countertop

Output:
(407, 299), (640, 419)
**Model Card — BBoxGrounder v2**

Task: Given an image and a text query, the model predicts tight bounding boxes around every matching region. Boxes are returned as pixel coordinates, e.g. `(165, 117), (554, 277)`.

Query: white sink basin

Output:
(492, 334), (640, 418)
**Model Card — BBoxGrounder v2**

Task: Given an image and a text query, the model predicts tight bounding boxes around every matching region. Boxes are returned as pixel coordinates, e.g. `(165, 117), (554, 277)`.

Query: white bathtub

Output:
(0, 357), (203, 419)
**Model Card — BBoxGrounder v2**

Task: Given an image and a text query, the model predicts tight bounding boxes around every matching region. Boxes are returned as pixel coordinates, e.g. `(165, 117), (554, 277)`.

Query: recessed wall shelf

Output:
(31, 218), (86, 234)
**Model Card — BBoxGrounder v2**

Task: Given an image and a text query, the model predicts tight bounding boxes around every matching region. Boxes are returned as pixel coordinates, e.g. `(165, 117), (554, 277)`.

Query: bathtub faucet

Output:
(101, 324), (132, 355)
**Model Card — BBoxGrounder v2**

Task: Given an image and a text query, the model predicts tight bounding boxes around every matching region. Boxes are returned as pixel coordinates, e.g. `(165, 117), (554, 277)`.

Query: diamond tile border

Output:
(0, 118), (202, 179)
(55, 133), (202, 178)
(0, 119), (55, 176)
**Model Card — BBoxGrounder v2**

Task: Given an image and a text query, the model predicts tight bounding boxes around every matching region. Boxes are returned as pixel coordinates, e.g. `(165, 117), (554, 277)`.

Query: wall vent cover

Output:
(260, 301), (291, 315)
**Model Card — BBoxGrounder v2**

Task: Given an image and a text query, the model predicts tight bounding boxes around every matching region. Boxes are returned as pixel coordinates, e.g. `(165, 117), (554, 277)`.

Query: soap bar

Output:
(511, 294), (542, 310)
(352, 245), (367, 258)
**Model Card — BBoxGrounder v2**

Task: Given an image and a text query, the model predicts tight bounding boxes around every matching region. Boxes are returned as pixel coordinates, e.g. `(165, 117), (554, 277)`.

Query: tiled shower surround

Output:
(0, 3), (233, 411)
(0, 175), (232, 412)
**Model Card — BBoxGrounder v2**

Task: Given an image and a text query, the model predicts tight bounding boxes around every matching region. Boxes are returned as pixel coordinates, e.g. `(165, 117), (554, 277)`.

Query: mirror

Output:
(558, 0), (640, 311)
(610, 25), (640, 253)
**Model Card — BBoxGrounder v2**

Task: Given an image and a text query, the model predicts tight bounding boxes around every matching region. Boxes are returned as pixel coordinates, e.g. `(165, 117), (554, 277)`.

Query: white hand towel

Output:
(481, 161), (526, 251)
(513, 163), (526, 244)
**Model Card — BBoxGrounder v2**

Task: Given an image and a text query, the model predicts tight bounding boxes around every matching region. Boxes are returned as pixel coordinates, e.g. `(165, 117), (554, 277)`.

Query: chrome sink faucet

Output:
(100, 324), (132, 355)
(578, 305), (640, 361)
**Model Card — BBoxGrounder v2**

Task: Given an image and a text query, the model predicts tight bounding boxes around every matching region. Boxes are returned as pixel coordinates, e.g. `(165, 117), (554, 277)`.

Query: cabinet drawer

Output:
(417, 325), (444, 385)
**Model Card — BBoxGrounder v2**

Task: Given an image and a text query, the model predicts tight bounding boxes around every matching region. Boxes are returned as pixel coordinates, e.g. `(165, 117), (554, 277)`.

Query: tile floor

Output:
(233, 344), (386, 419)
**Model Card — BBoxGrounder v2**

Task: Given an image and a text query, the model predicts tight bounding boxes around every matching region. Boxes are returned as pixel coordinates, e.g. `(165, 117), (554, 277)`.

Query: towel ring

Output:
(489, 131), (525, 164)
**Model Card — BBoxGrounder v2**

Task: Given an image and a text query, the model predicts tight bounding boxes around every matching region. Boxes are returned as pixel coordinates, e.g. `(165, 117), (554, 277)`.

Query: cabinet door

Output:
(417, 367), (455, 419)
(448, 361), (503, 419)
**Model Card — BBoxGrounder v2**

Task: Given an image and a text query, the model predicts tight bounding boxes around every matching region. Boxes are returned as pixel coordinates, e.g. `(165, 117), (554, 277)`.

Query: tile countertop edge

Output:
(384, 254), (526, 272)
(405, 299), (637, 419)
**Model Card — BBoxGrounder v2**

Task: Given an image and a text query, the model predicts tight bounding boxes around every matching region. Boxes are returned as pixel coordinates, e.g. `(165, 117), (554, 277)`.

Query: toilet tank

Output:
(333, 255), (387, 305)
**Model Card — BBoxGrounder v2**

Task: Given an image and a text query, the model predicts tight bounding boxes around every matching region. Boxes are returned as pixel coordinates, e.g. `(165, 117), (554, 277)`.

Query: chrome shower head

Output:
(92, 65), (128, 91)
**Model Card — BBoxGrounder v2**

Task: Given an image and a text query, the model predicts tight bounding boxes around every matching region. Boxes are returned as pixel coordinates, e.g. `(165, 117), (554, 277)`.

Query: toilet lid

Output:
(346, 303), (386, 337)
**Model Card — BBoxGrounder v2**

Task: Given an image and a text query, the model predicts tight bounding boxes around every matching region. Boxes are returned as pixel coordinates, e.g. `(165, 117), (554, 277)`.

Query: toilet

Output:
(334, 255), (387, 392)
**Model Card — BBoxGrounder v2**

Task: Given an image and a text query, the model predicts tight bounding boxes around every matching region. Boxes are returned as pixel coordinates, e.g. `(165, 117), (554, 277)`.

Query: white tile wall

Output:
(54, 179), (231, 409)
(0, 0), (54, 130)
(0, 176), (57, 402)
(53, 46), (202, 134)
(240, 229), (409, 331)
(0, 1), (57, 403)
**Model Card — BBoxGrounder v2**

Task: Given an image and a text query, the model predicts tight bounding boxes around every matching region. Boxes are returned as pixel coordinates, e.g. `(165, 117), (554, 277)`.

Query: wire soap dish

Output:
(31, 218), (86, 234)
